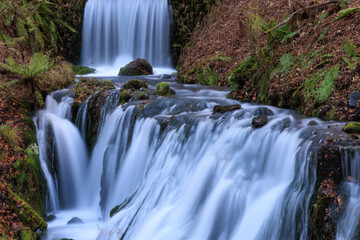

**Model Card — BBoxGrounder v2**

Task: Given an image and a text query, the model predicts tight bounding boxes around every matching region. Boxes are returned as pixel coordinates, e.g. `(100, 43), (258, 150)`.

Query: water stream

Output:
(36, 79), (336, 239)
(81, 0), (173, 76)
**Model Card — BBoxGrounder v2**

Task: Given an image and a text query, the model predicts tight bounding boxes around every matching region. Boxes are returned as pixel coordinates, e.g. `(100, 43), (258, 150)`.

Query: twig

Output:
(265, 0), (338, 33)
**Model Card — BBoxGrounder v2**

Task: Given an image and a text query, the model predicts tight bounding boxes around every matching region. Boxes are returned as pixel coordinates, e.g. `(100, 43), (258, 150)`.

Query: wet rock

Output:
(212, 104), (241, 114)
(135, 91), (149, 100)
(254, 107), (274, 116)
(118, 58), (153, 76)
(72, 65), (95, 75)
(67, 217), (84, 225)
(46, 214), (56, 222)
(156, 82), (175, 96)
(119, 90), (131, 104)
(123, 79), (148, 90)
(162, 74), (172, 79)
(252, 115), (268, 128)
(349, 91), (360, 107)
(344, 122), (360, 134)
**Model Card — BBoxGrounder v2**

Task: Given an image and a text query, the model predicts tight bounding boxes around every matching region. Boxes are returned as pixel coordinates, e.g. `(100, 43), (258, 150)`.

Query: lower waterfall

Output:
(37, 82), (346, 239)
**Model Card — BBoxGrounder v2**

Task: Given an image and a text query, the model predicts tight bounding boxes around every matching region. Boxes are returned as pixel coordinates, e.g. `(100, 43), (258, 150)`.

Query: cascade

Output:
(336, 148), (360, 240)
(37, 84), (336, 239)
(81, 0), (173, 75)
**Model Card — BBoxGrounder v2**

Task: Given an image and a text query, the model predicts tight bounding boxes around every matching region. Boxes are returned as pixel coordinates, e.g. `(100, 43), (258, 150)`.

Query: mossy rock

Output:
(212, 104), (241, 114)
(156, 82), (174, 96)
(19, 229), (37, 240)
(72, 65), (96, 75)
(119, 90), (131, 104)
(123, 79), (148, 90)
(135, 91), (149, 100)
(118, 58), (153, 76)
(344, 122), (360, 134)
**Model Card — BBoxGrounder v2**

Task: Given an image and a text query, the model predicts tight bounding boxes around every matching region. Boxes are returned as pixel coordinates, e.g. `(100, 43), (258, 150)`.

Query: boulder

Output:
(344, 122), (360, 134)
(252, 115), (268, 128)
(135, 91), (149, 100)
(212, 104), (241, 114)
(349, 91), (360, 107)
(156, 82), (175, 96)
(72, 65), (95, 75)
(118, 58), (153, 76)
(123, 79), (148, 90)
(119, 90), (131, 104)
(67, 217), (84, 225)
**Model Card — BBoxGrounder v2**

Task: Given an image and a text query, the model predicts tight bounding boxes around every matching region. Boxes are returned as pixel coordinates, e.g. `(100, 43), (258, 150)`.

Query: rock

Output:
(156, 82), (174, 96)
(46, 214), (56, 222)
(254, 107), (274, 116)
(349, 91), (360, 107)
(119, 90), (131, 104)
(135, 91), (149, 100)
(118, 58), (153, 76)
(123, 79), (148, 90)
(344, 122), (360, 134)
(162, 74), (172, 79)
(72, 65), (95, 75)
(212, 104), (241, 114)
(252, 115), (268, 128)
(67, 217), (84, 225)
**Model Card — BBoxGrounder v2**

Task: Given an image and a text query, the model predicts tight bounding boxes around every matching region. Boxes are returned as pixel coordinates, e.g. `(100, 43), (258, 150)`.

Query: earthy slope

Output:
(176, 0), (360, 121)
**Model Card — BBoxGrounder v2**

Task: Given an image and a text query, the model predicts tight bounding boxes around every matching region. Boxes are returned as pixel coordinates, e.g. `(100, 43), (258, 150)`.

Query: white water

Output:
(81, 0), (173, 76)
(37, 87), (329, 239)
(336, 148), (360, 240)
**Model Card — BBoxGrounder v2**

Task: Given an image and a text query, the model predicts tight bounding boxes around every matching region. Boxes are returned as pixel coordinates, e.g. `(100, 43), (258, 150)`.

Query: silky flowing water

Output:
(35, 0), (360, 239)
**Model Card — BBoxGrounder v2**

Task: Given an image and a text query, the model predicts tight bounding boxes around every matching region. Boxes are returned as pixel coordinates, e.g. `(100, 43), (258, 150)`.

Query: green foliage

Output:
(35, 91), (44, 107)
(335, 7), (360, 21)
(0, 79), (19, 91)
(318, 27), (329, 43)
(0, 123), (19, 148)
(342, 38), (359, 70)
(227, 55), (257, 88)
(211, 53), (231, 62)
(73, 66), (96, 75)
(0, 53), (52, 83)
(301, 65), (339, 106)
(197, 68), (219, 85)
(272, 53), (294, 77)
(262, 19), (295, 45)
(0, 0), (76, 54)
(313, 12), (329, 29)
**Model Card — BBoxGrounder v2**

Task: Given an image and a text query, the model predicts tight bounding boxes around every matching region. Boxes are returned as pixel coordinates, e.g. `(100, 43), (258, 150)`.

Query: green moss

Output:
(335, 7), (360, 21)
(19, 229), (37, 240)
(72, 65), (96, 75)
(135, 91), (148, 100)
(211, 53), (231, 62)
(344, 122), (360, 134)
(0, 123), (20, 148)
(311, 194), (332, 239)
(119, 91), (131, 104)
(123, 79), (148, 90)
(227, 55), (257, 88)
(156, 82), (172, 96)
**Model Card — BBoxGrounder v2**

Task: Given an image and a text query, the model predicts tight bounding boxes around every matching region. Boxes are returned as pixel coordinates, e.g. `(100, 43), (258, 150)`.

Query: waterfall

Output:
(81, 0), (173, 74)
(336, 148), (360, 240)
(37, 86), (333, 239)
(35, 91), (89, 210)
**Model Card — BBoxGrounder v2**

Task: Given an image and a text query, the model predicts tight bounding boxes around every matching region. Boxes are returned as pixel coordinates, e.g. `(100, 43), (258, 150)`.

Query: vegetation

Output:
(156, 82), (172, 96)
(73, 65), (96, 75)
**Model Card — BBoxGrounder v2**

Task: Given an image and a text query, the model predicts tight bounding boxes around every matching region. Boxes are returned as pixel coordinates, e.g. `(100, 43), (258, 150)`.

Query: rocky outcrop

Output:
(118, 59), (153, 76)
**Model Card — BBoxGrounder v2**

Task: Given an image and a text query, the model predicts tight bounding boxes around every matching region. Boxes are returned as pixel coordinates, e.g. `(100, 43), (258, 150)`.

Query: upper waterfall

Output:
(81, 0), (173, 74)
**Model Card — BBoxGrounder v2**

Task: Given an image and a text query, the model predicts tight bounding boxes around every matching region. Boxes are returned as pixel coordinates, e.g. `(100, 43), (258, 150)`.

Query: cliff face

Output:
(174, 0), (360, 121)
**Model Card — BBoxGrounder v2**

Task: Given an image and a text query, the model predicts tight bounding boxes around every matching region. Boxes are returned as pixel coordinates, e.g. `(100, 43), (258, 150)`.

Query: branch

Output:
(265, 0), (338, 33)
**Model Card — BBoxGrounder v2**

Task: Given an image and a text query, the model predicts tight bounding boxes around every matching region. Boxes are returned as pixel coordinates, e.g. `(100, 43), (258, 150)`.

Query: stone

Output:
(252, 115), (268, 128)
(135, 91), (149, 100)
(344, 122), (360, 134)
(349, 91), (360, 107)
(119, 90), (131, 104)
(123, 79), (148, 90)
(67, 217), (84, 225)
(212, 104), (241, 114)
(118, 58), (153, 76)
(156, 82), (174, 96)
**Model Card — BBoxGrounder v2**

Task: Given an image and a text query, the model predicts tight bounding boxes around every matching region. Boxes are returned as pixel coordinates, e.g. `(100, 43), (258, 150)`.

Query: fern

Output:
(0, 53), (52, 83)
